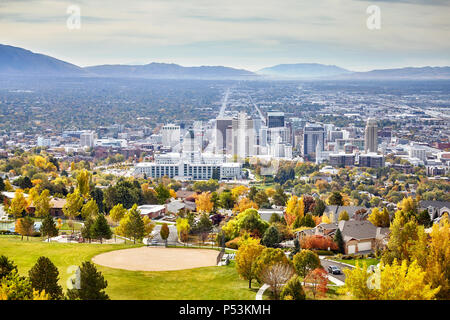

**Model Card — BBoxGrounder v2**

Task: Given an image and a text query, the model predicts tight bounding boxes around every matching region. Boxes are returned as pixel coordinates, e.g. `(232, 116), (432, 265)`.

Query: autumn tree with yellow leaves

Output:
(195, 192), (214, 214)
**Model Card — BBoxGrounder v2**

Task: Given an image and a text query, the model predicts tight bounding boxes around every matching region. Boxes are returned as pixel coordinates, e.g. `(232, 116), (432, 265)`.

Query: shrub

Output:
(280, 276), (305, 300)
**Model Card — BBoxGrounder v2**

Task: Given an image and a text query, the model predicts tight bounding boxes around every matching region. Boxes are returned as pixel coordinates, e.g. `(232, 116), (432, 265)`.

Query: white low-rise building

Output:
(134, 129), (242, 180)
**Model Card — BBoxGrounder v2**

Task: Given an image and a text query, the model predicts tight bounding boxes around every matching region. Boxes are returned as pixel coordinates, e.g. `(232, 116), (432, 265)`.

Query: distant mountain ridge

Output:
(1, 44), (450, 80)
(0, 44), (85, 76)
(85, 63), (255, 79)
(340, 66), (450, 80)
(258, 63), (351, 78)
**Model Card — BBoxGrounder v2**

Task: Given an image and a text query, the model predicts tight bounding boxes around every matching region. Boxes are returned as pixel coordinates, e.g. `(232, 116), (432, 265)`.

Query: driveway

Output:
(320, 257), (354, 283)
(150, 224), (178, 243)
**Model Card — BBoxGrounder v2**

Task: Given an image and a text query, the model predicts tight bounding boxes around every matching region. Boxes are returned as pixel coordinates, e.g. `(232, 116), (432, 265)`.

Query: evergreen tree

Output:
(261, 225), (281, 248)
(313, 199), (326, 216)
(0, 177), (5, 191)
(416, 209), (432, 228)
(0, 255), (17, 279)
(333, 228), (345, 254)
(272, 185), (288, 206)
(328, 191), (344, 206)
(41, 214), (59, 241)
(301, 214), (316, 228)
(90, 188), (104, 213)
(81, 218), (94, 243)
(127, 204), (145, 243)
(28, 256), (63, 300)
(91, 214), (112, 243)
(66, 261), (109, 300)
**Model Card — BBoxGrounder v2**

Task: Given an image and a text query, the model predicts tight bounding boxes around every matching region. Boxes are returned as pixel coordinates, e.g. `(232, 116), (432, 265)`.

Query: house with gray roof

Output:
(419, 200), (450, 223)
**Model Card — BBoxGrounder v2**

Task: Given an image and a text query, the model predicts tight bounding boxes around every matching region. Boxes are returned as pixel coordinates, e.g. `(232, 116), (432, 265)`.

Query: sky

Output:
(0, 0), (449, 71)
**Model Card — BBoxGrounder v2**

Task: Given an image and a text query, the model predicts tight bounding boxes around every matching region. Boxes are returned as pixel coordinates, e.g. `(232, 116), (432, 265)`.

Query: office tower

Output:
(267, 112), (285, 128)
(364, 118), (378, 153)
(232, 112), (256, 159)
(359, 153), (385, 168)
(161, 124), (181, 148)
(303, 123), (325, 160)
(214, 118), (232, 154)
(80, 131), (95, 148)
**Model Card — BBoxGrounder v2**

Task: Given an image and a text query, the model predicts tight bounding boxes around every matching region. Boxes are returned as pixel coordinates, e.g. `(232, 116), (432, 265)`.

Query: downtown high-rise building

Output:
(303, 123), (325, 160)
(364, 118), (378, 153)
(232, 112), (256, 159)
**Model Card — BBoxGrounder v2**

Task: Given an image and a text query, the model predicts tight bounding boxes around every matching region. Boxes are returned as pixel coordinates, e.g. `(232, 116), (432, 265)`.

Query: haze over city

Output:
(1, 0), (450, 71)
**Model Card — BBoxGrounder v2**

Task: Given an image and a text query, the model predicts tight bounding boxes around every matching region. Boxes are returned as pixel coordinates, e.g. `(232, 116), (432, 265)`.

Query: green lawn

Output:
(333, 258), (380, 267)
(0, 236), (260, 300)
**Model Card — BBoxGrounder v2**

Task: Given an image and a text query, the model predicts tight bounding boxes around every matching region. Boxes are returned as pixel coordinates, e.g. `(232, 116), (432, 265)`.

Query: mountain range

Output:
(1, 44), (449, 80)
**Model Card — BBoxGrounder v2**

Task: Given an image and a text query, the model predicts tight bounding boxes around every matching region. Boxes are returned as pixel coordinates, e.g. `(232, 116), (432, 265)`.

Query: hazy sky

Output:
(1, 0), (449, 71)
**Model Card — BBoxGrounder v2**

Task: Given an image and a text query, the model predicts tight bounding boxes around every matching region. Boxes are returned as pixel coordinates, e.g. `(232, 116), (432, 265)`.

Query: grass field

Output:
(333, 258), (380, 267)
(0, 236), (260, 300)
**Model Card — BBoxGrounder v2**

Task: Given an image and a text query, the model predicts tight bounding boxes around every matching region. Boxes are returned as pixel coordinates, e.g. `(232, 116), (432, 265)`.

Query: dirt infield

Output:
(92, 247), (219, 271)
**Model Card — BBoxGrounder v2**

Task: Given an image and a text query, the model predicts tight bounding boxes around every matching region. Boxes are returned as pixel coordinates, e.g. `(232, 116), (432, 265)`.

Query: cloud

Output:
(0, 0), (449, 70)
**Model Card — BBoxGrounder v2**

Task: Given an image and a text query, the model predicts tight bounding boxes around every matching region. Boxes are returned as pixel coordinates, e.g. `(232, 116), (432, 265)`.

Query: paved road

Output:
(150, 224), (178, 243)
(320, 258), (354, 283)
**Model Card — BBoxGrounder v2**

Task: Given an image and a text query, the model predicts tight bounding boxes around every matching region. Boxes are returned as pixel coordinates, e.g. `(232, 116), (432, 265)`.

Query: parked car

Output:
(327, 265), (342, 275)
(150, 239), (159, 245)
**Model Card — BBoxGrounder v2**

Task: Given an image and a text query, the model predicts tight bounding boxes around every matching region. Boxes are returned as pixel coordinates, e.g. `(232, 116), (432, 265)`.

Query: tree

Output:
(194, 213), (213, 243)
(219, 190), (235, 209)
(76, 169), (91, 198)
(272, 186), (288, 206)
(81, 198), (99, 221)
(66, 261), (109, 300)
(63, 191), (83, 229)
(195, 192), (214, 214)
(280, 276), (305, 300)
(328, 191), (344, 206)
(41, 214), (58, 241)
(237, 208), (269, 238)
(0, 272), (49, 300)
(81, 218), (94, 243)
(155, 184), (171, 204)
(233, 197), (258, 214)
(109, 203), (127, 224)
(15, 216), (34, 241)
(231, 185), (249, 200)
(293, 250), (321, 280)
(269, 213), (282, 224)
(160, 223), (170, 246)
(90, 188), (104, 213)
(416, 209), (432, 227)
(253, 248), (292, 284)
(312, 199), (326, 216)
(28, 256), (63, 300)
(304, 268), (328, 299)
(235, 241), (264, 289)
(261, 225), (281, 248)
(14, 176), (33, 189)
(125, 204), (145, 244)
(176, 217), (190, 243)
(284, 195), (304, 227)
(91, 214), (112, 243)
(377, 260), (439, 300)
(0, 256), (17, 280)
(9, 189), (28, 218)
(368, 207), (390, 227)
(248, 186), (258, 201)
(254, 190), (270, 208)
(0, 177), (5, 191)
(261, 262), (295, 300)
(341, 260), (440, 300)
(425, 216), (450, 299)
(381, 210), (426, 266)
(333, 228), (345, 254)
(33, 189), (51, 218)
(338, 210), (349, 221)
(142, 216), (155, 239)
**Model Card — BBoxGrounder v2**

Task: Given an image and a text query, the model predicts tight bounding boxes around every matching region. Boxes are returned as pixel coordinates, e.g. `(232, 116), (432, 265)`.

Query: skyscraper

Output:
(232, 112), (256, 160)
(364, 118), (378, 153)
(303, 123), (325, 160)
(214, 117), (232, 154)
